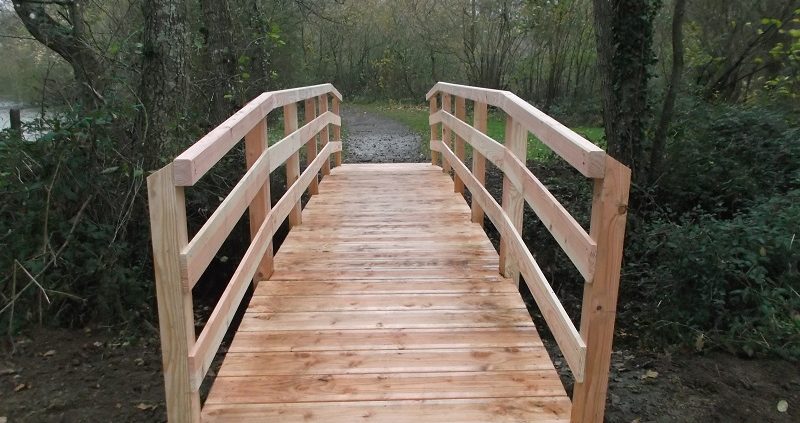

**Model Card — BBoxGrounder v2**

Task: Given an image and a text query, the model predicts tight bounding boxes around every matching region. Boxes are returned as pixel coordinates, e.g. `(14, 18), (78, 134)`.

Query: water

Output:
(0, 98), (56, 139)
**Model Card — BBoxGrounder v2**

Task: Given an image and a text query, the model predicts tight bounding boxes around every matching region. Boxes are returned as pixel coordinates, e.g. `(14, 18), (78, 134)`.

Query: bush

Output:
(656, 103), (800, 216)
(629, 191), (800, 357)
(0, 108), (154, 330)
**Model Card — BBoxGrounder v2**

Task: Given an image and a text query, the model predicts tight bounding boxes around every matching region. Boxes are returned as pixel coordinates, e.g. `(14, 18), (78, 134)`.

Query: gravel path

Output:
(341, 105), (426, 163)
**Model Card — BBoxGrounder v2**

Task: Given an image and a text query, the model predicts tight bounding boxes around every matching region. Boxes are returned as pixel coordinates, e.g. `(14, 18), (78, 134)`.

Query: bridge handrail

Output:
(174, 83), (342, 186)
(427, 82), (630, 423)
(147, 84), (342, 422)
(426, 82), (605, 178)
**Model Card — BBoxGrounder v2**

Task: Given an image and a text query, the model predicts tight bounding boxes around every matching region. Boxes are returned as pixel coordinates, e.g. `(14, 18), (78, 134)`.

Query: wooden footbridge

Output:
(147, 83), (630, 422)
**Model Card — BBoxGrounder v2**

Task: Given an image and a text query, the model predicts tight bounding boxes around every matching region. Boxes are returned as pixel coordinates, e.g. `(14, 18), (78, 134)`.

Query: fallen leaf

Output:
(134, 358), (145, 366)
(136, 403), (157, 411)
(43, 350), (56, 357)
(14, 383), (28, 392)
(777, 400), (788, 413)
(641, 370), (659, 379)
(0, 368), (15, 376)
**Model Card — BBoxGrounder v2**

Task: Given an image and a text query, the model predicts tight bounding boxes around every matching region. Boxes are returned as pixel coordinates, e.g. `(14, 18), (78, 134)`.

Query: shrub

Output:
(630, 190), (800, 358)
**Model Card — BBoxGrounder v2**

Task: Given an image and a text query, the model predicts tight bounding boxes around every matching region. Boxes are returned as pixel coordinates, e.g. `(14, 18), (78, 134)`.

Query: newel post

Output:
(471, 101), (488, 226)
(332, 97), (342, 167)
(571, 156), (631, 423)
(284, 103), (302, 227)
(318, 94), (331, 176)
(244, 120), (274, 284)
(498, 115), (527, 284)
(441, 93), (452, 175)
(429, 95), (440, 167)
(147, 164), (200, 423)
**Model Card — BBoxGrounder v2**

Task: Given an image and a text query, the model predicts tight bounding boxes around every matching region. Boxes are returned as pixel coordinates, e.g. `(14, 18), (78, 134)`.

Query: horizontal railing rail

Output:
(147, 84), (342, 423)
(427, 82), (630, 423)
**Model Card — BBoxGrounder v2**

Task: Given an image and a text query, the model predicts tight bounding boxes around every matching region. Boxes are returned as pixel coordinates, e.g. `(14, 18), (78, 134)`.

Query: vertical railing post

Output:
(441, 93), (452, 175)
(471, 101), (488, 226)
(498, 115), (527, 284)
(332, 97), (342, 167)
(283, 103), (302, 227)
(453, 96), (466, 193)
(304, 97), (320, 195)
(147, 164), (200, 423)
(244, 119), (273, 284)
(429, 95), (440, 167)
(571, 156), (631, 423)
(318, 94), (331, 176)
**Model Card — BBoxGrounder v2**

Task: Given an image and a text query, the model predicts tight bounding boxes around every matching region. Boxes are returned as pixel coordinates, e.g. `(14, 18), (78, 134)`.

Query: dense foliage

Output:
(0, 0), (798, 359)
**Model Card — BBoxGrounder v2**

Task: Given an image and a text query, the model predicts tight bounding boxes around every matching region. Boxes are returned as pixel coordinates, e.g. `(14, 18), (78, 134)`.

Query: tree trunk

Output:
(592, 0), (659, 184)
(200, 0), (238, 125)
(650, 0), (686, 184)
(138, 0), (190, 167)
(12, 1), (105, 108)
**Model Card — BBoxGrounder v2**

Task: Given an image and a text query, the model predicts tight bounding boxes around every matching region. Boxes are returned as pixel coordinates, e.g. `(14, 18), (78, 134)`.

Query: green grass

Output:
(353, 101), (605, 162)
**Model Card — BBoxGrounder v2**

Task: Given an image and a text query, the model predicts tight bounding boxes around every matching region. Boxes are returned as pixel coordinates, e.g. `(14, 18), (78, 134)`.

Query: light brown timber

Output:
(332, 97), (342, 167)
(304, 97), (319, 195)
(201, 164), (571, 422)
(499, 115), (526, 284)
(283, 103), (301, 227)
(571, 157), (631, 423)
(453, 95), (466, 193)
(146, 164), (200, 422)
(243, 120), (273, 284)
(471, 101), (488, 226)
(318, 94), (331, 175)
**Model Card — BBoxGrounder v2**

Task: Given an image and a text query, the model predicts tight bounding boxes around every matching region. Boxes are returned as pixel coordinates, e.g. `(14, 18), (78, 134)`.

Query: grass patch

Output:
(354, 100), (604, 162)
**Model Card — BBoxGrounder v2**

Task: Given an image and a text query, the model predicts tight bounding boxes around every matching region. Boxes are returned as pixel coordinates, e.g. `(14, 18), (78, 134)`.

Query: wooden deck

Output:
(202, 163), (571, 422)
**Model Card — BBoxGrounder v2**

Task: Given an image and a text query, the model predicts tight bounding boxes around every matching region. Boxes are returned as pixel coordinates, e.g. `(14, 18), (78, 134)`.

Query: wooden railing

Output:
(147, 84), (342, 423)
(427, 82), (630, 423)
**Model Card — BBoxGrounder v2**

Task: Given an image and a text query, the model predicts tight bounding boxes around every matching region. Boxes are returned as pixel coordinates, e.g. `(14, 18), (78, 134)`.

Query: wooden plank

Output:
(253, 280), (518, 296)
(187, 142), (341, 390)
(332, 97), (342, 167)
(206, 371), (564, 404)
(173, 84), (341, 186)
(441, 93), (452, 174)
(318, 94), (331, 175)
(472, 101), (488, 226)
(218, 347), (553, 376)
(426, 82), (605, 178)
(239, 309), (534, 332)
(430, 95), (440, 166)
(244, 120), (273, 284)
(433, 139), (586, 382)
(248, 293), (523, 312)
(284, 103), (301, 227)
(571, 157), (631, 423)
(146, 164), (200, 422)
(499, 115), (526, 284)
(209, 400), (565, 423)
(454, 95), (466, 193)
(228, 327), (544, 353)
(266, 268), (501, 281)
(203, 398), (570, 423)
(304, 97), (319, 195)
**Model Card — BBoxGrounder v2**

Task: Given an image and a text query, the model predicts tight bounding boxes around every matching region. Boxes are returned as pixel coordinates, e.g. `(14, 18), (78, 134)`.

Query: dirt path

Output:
(341, 105), (426, 163)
